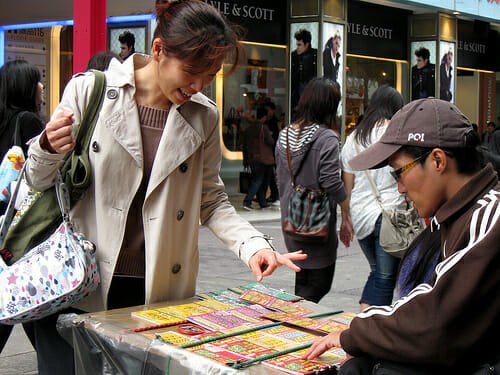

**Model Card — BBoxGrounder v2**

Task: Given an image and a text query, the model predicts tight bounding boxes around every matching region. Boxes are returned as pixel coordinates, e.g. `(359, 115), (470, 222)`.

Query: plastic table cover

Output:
(57, 299), (339, 375)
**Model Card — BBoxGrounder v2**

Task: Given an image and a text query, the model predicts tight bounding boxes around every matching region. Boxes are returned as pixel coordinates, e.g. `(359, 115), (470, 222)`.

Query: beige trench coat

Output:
(26, 55), (269, 312)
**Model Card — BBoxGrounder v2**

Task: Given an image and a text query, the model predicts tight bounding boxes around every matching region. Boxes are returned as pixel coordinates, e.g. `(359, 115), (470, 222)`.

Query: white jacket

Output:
(26, 54), (270, 312)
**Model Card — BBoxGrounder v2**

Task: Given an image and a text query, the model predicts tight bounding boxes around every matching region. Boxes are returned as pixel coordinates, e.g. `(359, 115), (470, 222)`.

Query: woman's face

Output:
(153, 39), (222, 105)
(36, 82), (44, 110)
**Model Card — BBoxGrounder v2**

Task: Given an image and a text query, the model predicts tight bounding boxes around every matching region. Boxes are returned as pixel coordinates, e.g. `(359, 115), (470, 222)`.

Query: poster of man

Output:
(322, 23), (344, 116)
(290, 23), (319, 118)
(439, 41), (455, 103)
(410, 41), (436, 101)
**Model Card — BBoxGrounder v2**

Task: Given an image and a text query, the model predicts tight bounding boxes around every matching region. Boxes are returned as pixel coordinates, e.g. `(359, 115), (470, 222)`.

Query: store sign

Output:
(457, 20), (499, 71)
(203, 0), (286, 44)
(347, 0), (409, 60)
(407, 0), (500, 20)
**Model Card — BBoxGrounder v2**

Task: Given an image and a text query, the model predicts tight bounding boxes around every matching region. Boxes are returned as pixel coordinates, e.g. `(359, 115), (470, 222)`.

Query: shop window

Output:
(345, 56), (407, 136)
(221, 42), (286, 155)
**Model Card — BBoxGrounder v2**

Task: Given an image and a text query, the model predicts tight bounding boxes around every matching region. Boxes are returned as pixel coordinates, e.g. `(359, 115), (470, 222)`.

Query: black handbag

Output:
(239, 167), (251, 194)
(282, 127), (330, 242)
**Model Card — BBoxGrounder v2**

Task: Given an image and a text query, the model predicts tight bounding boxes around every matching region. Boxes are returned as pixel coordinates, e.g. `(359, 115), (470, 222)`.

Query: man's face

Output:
(120, 43), (133, 59)
(296, 40), (309, 55)
(388, 150), (445, 218)
(416, 57), (428, 70)
(333, 37), (341, 54)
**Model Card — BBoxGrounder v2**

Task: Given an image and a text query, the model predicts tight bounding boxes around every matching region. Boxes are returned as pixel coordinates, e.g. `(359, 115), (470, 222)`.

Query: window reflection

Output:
(222, 43), (287, 152)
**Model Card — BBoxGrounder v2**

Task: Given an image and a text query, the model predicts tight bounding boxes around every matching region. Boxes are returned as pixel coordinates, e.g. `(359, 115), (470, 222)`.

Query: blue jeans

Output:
(243, 161), (272, 208)
(358, 215), (400, 306)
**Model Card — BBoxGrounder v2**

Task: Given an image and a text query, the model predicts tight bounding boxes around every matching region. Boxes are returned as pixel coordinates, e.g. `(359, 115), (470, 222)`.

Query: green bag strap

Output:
(63, 69), (106, 201)
(2, 70), (107, 262)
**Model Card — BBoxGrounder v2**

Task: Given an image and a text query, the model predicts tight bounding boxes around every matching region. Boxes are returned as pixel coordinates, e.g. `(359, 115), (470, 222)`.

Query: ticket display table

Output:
(59, 293), (346, 375)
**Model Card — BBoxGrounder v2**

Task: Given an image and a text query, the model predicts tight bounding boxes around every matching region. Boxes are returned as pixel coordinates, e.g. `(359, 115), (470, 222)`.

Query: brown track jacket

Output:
(341, 164), (500, 373)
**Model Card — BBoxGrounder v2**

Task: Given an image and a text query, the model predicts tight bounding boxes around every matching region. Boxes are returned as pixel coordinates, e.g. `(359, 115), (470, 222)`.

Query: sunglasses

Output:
(390, 151), (431, 181)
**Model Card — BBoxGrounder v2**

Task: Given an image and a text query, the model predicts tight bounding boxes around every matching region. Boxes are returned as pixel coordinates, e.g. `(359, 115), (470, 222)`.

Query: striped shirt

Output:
(279, 124), (319, 152)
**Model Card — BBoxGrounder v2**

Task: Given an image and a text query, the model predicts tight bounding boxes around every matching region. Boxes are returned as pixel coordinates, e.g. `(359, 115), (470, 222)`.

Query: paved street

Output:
(0, 208), (368, 374)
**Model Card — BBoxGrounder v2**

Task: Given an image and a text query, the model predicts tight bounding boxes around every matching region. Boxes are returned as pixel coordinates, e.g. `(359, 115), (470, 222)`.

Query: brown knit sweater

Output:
(114, 105), (169, 276)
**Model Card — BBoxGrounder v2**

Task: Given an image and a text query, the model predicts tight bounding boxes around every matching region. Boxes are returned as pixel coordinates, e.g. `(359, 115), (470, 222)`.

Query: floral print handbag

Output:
(0, 169), (100, 324)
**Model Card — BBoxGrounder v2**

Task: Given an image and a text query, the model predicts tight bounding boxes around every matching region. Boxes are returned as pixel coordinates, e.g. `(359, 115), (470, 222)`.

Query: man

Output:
(323, 33), (341, 83)
(118, 31), (135, 60)
(439, 50), (453, 102)
(411, 47), (435, 100)
(482, 121), (496, 146)
(240, 107), (275, 210)
(304, 98), (500, 374)
(291, 29), (317, 117)
(487, 121), (500, 157)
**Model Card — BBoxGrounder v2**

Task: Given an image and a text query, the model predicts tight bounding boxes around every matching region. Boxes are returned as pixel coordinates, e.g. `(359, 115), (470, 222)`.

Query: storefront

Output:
(344, 0), (410, 135)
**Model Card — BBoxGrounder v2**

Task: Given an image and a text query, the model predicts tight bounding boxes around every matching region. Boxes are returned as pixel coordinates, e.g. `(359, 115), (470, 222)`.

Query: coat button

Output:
(91, 141), (100, 152)
(172, 263), (181, 274)
(107, 89), (118, 100)
(179, 162), (188, 173)
(176, 210), (184, 221)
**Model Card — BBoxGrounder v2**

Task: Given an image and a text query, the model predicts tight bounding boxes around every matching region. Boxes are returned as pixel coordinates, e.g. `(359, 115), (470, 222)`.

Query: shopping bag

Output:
(239, 168), (251, 194)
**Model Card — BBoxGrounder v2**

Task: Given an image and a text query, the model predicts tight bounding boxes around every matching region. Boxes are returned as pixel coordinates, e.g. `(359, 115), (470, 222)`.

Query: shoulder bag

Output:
(363, 167), (425, 258)
(282, 127), (330, 242)
(0, 167), (99, 324)
(1, 70), (106, 262)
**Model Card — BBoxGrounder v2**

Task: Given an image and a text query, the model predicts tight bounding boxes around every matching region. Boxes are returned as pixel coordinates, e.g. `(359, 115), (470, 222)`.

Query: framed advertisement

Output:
(289, 22), (319, 117)
(108, 24), (148, 58)
(439, 41), (455, 103)
(322, 23), (344, 116)
(410, 41), (436, 101)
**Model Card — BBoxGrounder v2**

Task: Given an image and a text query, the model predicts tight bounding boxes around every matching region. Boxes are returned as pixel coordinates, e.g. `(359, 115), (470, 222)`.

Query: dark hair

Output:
(398, 130), (485, 175)
(256, 106), (267, 120)
(0, 60), (41, 134)
(415, 47), (430, 61)
(354, 85), (404, 146)
(294, 29), (312, 45)
(118, 31), (136, 51)
(487, 121), (496, 129)
(154, 0), (243, 75)
(86, 51), (122, 71)
(294, 77), (340, 131)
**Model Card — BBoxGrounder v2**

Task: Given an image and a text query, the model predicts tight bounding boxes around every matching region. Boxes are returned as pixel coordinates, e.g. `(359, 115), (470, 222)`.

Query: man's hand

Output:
(302, 330), (343, 360)
(248, 249), (307, 282)
(40, 110), (75, 154)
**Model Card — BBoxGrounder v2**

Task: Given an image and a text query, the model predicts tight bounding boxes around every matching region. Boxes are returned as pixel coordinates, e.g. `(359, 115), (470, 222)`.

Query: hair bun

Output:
(155, 0), (182, 16)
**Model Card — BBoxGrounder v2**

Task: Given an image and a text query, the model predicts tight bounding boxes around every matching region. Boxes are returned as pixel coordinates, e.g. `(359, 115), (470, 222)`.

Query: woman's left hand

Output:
(249, 250), (307, 281)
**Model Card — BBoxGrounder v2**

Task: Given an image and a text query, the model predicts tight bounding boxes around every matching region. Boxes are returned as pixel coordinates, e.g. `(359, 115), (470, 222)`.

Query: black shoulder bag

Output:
(282, 127), (331, 242)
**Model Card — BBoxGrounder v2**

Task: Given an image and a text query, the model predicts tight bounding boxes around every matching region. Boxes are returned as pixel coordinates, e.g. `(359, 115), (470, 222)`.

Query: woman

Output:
(25, 1), (305, 373)
(0, 59), (44, 353)
(340, 85), (405, 310)
(276, 77), (352, 303)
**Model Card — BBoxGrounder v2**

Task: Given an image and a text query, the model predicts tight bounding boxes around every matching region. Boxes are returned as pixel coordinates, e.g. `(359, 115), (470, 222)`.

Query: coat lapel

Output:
(102, 101), (143, 167)
(146, 105), (203, 196)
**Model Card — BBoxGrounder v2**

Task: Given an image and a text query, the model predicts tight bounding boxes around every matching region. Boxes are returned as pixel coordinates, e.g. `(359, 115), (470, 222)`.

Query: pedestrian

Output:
(0, 59), (44, 354)
(303, 98), (500, 375)
(275, 77), (353, 303)
(264, 101), (280, 204)
(24, 1), (306, 373)
(340, 85), (405, 310)
(86, 51), (122, 71)
(240, 106), (275, 210)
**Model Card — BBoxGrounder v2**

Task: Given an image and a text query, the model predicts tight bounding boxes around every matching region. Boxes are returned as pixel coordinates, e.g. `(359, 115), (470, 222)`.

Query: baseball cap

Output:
(349, 98), (472, 170)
